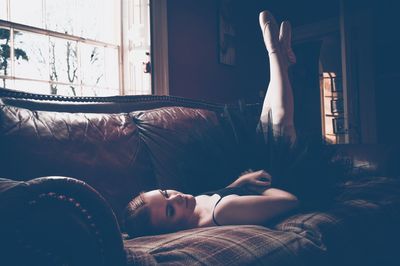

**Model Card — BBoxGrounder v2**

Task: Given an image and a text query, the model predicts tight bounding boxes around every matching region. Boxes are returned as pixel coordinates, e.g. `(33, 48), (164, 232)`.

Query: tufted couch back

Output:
(0, 88), (260, 219)
(2, 87), (399, 220)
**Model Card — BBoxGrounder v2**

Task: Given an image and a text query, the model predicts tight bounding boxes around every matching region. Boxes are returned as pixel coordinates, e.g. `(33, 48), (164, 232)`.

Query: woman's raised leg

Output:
(259, 11), (297, 146)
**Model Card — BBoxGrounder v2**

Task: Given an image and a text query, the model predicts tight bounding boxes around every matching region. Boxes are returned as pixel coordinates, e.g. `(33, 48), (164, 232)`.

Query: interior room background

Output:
(0, 0), (399, 145)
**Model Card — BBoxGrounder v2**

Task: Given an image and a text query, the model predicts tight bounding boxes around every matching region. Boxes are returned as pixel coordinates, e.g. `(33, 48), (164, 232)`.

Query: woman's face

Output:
(142, 189), (197, 231)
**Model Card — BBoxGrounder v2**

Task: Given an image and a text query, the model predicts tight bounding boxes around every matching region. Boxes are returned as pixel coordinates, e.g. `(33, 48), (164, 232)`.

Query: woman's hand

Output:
(228, 170), (272, 193)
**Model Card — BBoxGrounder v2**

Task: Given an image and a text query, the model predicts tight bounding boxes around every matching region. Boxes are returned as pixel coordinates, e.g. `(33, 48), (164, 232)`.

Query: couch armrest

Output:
(0, 176), (126, 266)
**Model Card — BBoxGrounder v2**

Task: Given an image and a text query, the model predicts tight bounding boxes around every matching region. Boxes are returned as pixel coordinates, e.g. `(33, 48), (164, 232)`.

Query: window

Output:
(318, 30), (349, 144)
(0, 0), (153, 96)
(320, 71), (348, 144)
(122, 0), (152, 95)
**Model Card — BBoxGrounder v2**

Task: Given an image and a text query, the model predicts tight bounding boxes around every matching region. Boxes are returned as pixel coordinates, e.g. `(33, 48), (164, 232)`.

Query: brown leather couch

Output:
(1, 87), (399, 266)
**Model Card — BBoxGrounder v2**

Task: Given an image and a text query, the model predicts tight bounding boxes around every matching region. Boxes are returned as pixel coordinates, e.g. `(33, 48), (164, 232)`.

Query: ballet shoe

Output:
(259, 10), (280, 54)
(279, 21), (297, 66)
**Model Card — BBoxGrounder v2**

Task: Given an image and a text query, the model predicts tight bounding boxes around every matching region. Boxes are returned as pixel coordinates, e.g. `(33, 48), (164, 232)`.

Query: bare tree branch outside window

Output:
(0, 29), (28, 88)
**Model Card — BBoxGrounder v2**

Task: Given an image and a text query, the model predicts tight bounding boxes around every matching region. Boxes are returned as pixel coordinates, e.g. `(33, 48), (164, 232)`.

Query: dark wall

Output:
(166, 1), (276, 103)
(167, 0), (242, 103)
(372, 0), (400, 144)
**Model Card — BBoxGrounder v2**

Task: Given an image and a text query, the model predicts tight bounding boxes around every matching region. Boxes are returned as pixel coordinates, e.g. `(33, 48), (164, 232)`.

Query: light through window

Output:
(0, 0), (123, 96)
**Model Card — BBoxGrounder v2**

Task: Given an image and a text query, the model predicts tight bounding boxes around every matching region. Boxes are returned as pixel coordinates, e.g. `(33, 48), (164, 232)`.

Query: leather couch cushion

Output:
(0, 104), (250, 216)
(130, 106), (247, 195)
(0, 105), (156, 217)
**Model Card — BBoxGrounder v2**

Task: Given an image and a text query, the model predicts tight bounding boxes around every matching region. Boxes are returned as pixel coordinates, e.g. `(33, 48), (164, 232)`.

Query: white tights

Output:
(259, 11), (297, 146)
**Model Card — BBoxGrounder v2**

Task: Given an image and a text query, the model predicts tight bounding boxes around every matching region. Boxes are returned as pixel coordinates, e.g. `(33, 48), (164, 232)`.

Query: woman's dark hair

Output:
(123, 193), (155, 238)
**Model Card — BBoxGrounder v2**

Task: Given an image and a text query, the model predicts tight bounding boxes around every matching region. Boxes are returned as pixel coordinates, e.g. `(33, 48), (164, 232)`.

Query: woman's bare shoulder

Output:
(214, 192), (298, 225)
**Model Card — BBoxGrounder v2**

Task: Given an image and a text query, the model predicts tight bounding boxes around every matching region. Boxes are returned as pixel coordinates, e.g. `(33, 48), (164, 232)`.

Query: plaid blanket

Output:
(125, 225), (326, 266)
(276, 176), (400, 266)
(124, 176), (400, 266)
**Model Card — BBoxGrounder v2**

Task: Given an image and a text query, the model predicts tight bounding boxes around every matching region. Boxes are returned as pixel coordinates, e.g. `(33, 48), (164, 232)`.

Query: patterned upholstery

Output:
(125, 225), (325, 266)
(123, 176), (400, 265)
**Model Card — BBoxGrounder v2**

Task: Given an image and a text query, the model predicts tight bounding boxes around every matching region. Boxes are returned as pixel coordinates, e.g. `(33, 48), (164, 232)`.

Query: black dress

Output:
(250, 113), (342, 210)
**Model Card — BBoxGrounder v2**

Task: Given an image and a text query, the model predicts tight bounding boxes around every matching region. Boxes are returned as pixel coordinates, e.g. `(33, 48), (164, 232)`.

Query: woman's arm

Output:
(214, 188), (298, 225)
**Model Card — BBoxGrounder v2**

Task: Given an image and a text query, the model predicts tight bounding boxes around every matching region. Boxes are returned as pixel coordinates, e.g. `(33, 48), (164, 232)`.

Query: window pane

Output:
(46, 0), (78, 36)
(11, 79), (51, 95)
(1, 78), (12, 89)
(104, 47), (119, 89)
(0, 27), (11, 77)
(81, 43), (105, 87)
(77, 0), (120, 44)
(76, 0), (98, 40)
(49, 37), (78, 84)
(50, 83), (80, 96)
(101, 0), (120, 44)
(0, 0), (7, 20)
(2, 1), (122, 96)
(14, 30), (49, 81)
(127, 49), (151, 95)
(10, 0), (43, 28)
(80, 86), (97, 96)
(82, 86), (119, 96)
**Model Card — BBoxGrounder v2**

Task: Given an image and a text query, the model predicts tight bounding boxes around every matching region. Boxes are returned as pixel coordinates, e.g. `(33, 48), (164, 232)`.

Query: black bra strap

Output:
(212, 196), (224, 226)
